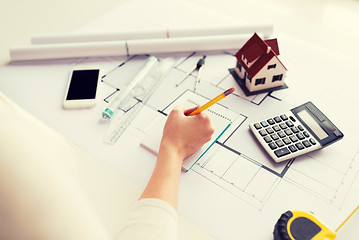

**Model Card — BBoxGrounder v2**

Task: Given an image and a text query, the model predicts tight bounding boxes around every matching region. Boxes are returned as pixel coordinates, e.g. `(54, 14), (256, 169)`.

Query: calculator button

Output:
(267, 118), (275, 125)
(302, 140), (312, 148)
(259, 130), (267, 136)
(286, 121), (294, 127)
(268, 142), (278, 150)
(254, 123), (262, 129)
(278, 131), (286, 138)
(264, 136), (272, 143)
(289, 135), (298, 142)
(271, 134), (279, 141)
(295, 142), (305, 150)
(288, 145), (297, 152)
(303, 131), (310, 138)
(266, 128), (274, 134)
(291, 126), (299, 133)
(276, 140), (284, 147)
(309, 138), (316, 145)
(273, 125), (281, 132)
(274, 147), (291, 157)
(298, 125), (304, 131)
(284, 129), (293, 135)
(279, 123), (288, 129)
(260, 121), (269, 127)
(280, 114), (288, 121)
(296, 133), (305, 140)
(274, 116), (282, 123)
(283, 138), (291, 145)
(289, 116), (296, 122)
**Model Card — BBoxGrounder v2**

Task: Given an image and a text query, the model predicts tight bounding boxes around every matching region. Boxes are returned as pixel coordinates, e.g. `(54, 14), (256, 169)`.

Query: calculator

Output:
(249, 102), (344, 163)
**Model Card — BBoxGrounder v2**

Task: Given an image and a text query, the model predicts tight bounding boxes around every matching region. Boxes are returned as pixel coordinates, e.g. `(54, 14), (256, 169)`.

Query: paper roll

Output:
(10, 34), (251, 62)
(31, 25), (273, 44)
(10, 41), (128, 61)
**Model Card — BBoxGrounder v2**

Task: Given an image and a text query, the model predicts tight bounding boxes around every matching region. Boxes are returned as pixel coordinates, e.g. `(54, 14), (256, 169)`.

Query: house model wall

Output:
(234, 33), (287, 95)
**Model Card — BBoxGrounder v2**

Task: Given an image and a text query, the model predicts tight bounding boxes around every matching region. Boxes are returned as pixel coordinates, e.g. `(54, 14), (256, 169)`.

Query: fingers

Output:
(198, 113), (215, 141)
(184, 106), (199, 116)
(194, 110), (213, 126)
(173, 105), (208, 117)
(162, 105), (215, 158)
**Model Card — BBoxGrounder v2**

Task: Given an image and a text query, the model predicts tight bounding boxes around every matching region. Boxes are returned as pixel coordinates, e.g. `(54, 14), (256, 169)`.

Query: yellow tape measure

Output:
(274, 206), (359, 240)
(273, 210), (336, 240)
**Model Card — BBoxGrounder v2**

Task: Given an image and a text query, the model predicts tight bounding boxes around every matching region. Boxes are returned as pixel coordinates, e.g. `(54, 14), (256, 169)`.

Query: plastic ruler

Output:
(104, 58), (175, 144)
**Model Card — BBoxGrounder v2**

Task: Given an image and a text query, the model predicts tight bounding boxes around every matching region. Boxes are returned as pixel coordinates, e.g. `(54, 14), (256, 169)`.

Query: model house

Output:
(233, 33), (287, 95)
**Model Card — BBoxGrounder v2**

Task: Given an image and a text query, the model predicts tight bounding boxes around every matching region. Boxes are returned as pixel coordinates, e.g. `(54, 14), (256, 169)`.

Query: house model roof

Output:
(235, 33), (287, 78)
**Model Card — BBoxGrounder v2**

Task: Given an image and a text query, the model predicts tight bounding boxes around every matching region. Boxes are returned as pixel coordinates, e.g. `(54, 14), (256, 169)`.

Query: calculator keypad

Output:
(250, 112), (321, 162)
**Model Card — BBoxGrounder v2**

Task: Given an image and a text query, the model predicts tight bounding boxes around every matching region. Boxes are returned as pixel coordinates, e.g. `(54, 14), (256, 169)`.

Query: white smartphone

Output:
(63, 67), (102, 109)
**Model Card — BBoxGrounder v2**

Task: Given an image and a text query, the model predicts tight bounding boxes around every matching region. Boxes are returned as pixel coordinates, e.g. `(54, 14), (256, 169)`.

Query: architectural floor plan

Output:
(87, 49), (359, 239)
(1, 35), (356, 240)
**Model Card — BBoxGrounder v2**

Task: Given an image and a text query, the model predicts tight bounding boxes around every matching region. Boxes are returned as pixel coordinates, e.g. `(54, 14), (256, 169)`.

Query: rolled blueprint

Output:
(31, 24), (273, 44)
(10, 34), (251, 62)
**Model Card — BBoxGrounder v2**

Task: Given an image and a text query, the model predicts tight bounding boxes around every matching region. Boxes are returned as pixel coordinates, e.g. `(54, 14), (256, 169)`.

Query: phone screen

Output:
(66, 69), (100, 100)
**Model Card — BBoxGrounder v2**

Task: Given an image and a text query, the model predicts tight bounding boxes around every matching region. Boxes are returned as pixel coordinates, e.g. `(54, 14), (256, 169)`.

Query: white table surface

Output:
(1, 0), (359, 239)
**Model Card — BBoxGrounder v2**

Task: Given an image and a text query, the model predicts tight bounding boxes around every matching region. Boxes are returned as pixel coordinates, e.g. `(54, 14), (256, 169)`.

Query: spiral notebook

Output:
(140, 90), (237, 172)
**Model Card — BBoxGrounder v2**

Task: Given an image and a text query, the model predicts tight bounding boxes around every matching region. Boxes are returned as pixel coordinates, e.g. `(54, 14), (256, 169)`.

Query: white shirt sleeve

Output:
(0, 92), (178, 240)
(0, 92), (112, 240)
(116, 198), (178, 240)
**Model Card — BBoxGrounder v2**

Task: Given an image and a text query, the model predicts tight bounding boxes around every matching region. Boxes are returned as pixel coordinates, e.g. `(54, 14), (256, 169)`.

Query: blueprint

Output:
(86, 37), (359, 239)
(0, 33), (358, 240)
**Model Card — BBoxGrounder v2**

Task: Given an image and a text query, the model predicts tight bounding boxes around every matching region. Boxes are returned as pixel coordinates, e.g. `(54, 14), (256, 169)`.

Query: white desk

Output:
(1, 0), (359, 239)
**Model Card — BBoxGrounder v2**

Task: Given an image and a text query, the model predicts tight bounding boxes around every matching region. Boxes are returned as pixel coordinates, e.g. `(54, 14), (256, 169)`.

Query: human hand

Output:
(160, 105), (215, 160)
(140, 105), (214, 206)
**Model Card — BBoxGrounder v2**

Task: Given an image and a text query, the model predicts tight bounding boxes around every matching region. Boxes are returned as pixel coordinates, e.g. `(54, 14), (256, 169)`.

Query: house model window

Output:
(232, 33), (288, 96)
(255, 78), (266, 85)
(268, 64), (276, 69)
(272, 74), (283, 82)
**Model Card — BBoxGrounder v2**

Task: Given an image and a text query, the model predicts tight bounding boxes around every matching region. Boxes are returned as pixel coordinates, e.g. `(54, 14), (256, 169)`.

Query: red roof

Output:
(264, 38), (280, 55)
(235, 33), (286, 78)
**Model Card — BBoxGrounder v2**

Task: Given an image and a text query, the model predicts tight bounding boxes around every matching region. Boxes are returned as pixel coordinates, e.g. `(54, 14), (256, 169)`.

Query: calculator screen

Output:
(297, 109), (328, 140)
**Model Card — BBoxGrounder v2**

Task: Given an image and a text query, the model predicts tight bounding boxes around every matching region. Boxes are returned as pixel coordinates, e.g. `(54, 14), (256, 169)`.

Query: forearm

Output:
(140, 105), (214, 209)
(140, 141), (183, 209)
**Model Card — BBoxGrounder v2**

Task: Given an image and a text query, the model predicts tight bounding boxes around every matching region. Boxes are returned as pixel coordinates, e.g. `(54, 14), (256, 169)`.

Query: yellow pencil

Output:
(187, 87), (235, 116)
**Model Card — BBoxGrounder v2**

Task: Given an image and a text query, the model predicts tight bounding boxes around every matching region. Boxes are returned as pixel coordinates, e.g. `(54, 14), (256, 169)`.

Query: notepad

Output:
(140, 90), (237, 172)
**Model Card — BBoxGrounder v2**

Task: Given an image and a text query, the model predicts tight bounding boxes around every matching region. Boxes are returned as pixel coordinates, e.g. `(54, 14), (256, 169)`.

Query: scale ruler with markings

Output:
(104, 58), (175, 144)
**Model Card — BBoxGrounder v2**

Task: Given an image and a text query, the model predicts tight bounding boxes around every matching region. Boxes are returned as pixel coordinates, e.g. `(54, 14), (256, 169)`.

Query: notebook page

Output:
(140, 90), (238, 171)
